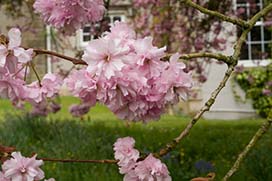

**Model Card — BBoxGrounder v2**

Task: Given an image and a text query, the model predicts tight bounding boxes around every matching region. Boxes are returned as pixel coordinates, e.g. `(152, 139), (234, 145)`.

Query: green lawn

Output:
(0, 97), (271, 181)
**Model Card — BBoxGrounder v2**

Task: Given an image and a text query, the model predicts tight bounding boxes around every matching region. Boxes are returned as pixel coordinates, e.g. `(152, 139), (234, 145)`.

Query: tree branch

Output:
(182, 0), (249, 28)
(34, 48), (232, 66)
(156, 64), (235, 157)
(222, 116), (272, 180)
(40, 157), (117, 164)
(179, 52), (232, 65)
(33, 48), (87, 65)
(155, 3), (272, 158)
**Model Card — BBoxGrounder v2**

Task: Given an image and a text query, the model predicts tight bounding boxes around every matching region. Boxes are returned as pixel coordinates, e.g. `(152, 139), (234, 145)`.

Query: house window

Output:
(79, 13), (126, 47)
(236, 0), (272, 66)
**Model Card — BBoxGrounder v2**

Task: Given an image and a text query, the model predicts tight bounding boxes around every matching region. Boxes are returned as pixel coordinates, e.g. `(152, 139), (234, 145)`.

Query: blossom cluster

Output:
(65, 22), (193, 122)
(114, 137), (171, 181)
(0, 152), (54, 181)
(0, 28), (63, 116)
(33, 0), (105, 35)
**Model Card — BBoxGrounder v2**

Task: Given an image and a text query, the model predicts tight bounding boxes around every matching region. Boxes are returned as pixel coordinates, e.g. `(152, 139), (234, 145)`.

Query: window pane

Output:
(251, 44), (262, 59)
(238, 7), (248, 20)
(240, 43), (249, 60)
(249, 4), (261, 17)
(237, 0), (247, 3)
(104, 16), (111, 23)
(265, 44), (272, 58)
(113, 16), (121, 22)
(251, 26), (261, 41)
(83, 35), (91, 42)
(264, 27), (272, 41)
(237, 0), (260, 4)
(83, 26), (91, 33)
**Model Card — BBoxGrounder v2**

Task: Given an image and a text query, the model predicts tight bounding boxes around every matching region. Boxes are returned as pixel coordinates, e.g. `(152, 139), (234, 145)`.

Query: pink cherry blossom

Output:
(0, 45), (8, 67)
(33, 0), (105, 35)
(113, 137), (139, 174)
(65, 22), (192, 122)
(80, 23), (192, 121)
(40, 73), (63, 98)
(113, 137), (140, 165)
(24, 82), (44, 104)
(0, 73), (25, 104)
(65, 69), (97, 106)
(13, 48), (33, 64)
(2, 152), (44, 181)
(0, 28), (33, 66)
(30, 101), (50, 117)
(45, 179), (55, 181)
(8, 28), (21, 50)
(106, 21), (136, 41)
(83, 38), (130, 79)
(69, 103), (93, 117)
(133, 37), (167, 78)
(8, 28), (33, 64)
(24, 73), (63, 104)
(113, 137), (171, 180)
(157, 53), (193, 100)
(0, 171), (9, 181)
(125, 154), (171, 181)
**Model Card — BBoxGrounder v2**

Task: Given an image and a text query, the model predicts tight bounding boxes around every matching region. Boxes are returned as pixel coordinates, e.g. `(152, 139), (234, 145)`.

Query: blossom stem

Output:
(30, 62), (42, 87)
(24, 66), (28, 81)
(12, 64), (26, 77)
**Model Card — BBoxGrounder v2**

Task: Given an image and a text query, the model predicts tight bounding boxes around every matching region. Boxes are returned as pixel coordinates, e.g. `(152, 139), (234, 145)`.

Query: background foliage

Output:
(0, 98), (271, 181)
(234, 63), (272, 118)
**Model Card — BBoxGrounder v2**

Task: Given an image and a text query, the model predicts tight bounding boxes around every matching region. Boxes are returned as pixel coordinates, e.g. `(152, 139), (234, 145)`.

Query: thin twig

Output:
(179, 52), (232, 65)
(40, 157), (117, 164)
(222, 116), (272, 180)
(182, 0), (249, 28)
(13, 65), (26, 77)
(30, 62), (42, 87)
(24, 66), (28, 82)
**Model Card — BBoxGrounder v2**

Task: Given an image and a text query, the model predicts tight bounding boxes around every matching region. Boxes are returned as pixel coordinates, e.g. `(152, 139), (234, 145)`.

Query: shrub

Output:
(234, 63), (272, 118)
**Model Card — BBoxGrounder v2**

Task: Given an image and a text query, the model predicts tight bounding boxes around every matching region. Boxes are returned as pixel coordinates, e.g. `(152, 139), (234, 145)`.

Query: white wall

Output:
(201, 22), (257, 120)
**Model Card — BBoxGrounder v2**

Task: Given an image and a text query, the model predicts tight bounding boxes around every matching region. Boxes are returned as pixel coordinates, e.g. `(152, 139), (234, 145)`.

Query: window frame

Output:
(77, 11), (127, 48)
(235, 0), (272, 67)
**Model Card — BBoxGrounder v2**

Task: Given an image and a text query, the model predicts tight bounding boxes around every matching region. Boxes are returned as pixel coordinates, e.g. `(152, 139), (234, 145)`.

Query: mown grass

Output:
(0, 97), (271, 181)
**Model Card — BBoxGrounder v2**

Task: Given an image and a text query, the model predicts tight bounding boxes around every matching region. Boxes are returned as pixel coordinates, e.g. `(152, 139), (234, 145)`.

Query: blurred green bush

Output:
(234, 63), (272, 118)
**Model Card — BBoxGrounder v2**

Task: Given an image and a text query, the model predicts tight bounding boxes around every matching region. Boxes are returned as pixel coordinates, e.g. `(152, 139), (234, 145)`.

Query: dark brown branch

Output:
(40, 157), (117, 164)
(182, 0), (249, 28)
(34, 48), (231, 66)
(33, 49), (87, 65)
